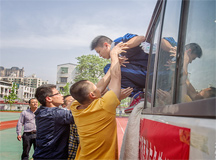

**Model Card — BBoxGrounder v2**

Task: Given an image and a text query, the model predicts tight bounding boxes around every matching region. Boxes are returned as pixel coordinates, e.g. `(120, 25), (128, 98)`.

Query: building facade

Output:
(56, 63), (77, 91)
(0, 74), (48, 88)
(0, 81), (12, 99)
(17, 84), (36, 102)
(0, 81), (36, 102)
(0, 66), (24, 77)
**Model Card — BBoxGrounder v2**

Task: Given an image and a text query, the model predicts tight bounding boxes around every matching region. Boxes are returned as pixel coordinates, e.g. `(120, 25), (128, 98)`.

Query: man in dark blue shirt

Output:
(33, 84), (74, 160)
(91, 33), (147, 113)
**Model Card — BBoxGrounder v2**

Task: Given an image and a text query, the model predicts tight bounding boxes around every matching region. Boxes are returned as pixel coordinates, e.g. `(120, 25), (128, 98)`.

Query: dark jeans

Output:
(104, 63), (146, 97)
(21, 132), (36, 160)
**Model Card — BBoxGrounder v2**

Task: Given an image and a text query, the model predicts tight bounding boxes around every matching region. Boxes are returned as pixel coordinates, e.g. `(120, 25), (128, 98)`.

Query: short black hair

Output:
(185, 43), (202, 58)
(70, 80), (91, 104)
(28, 98), (37, 104)
(63, 95), (71, 100)
(63, 95), (71, 105)
(90, 35), (112, 50)
(209, 87), (216, 97)
(35, 84), (56, 106)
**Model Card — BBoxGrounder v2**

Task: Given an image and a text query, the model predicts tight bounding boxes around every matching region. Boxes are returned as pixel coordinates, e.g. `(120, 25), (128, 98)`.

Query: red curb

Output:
(0, 120), (18, 131)
(0, 111), (22, 113)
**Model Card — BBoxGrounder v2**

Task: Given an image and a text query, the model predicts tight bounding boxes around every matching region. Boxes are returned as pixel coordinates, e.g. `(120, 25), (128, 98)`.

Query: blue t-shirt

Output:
(113, 33), (148, 69)
(33, 106), (74, 159)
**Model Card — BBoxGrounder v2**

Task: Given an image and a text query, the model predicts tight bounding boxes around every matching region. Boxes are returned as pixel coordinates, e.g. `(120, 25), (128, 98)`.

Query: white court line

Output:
(116, 118), (125, 134)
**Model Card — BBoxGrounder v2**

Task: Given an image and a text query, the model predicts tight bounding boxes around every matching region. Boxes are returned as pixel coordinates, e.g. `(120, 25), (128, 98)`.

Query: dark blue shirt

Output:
(33, 106), (74, 159)
(113, 33), (149, 69)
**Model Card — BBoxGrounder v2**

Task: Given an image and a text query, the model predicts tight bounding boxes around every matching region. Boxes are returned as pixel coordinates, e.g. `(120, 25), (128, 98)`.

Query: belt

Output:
(25, 130), (36, 134)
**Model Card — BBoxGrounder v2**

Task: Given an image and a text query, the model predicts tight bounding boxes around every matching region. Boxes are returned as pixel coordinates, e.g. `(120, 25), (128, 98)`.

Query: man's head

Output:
(29, 98), (38, 109)
(185, 43), (202, 63)
(62, 95), (74, 108)
(199, 87), (216, 99)
(35, 84), (63, 107)
(70, 80), (101, 104)
(91, 35), (113, 59)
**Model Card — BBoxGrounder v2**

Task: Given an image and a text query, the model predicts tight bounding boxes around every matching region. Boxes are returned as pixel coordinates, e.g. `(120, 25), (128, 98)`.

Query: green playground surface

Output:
(0, 112), (34, 160)
(0, 112), (21, 121)
(0, 111), (127, 160)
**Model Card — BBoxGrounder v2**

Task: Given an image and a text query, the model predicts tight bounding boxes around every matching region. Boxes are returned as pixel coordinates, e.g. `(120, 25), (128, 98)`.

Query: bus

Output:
(121, 0), (215, 159)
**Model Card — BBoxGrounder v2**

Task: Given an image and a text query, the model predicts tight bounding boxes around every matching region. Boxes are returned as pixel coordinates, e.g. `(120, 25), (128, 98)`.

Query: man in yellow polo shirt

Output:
(70, 42), (130, 160)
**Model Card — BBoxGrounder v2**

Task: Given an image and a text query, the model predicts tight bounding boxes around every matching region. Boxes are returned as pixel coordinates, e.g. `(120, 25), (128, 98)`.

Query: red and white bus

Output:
(123, 0), (215, 159)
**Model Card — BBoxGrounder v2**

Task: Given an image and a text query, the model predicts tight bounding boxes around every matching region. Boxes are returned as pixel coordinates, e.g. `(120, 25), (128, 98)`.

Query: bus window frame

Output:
(144, 0), (165, 110)
(142, 0), (216, 118)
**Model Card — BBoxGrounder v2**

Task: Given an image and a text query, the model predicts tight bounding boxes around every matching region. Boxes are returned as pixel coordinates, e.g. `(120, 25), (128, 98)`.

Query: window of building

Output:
(61, 67), (68, 74)
(60, 87), (64, 91)
(60, 77), (67, 83)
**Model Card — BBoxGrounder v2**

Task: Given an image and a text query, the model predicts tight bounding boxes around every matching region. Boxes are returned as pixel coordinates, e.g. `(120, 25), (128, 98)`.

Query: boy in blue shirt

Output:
(91, 33), (147, 113)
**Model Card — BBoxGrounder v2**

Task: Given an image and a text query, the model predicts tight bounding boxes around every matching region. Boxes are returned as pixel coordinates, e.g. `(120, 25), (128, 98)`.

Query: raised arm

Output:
(109, 42), (128, 99)
(161, 38), (173, 52)
(96, 69), (111, 94)
(126, 35), (145, 49)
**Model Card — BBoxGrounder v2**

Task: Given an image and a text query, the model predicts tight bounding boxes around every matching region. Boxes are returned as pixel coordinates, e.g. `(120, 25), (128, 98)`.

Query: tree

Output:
(60, 82), (70, 96)
(4, 83), (18, 110)
(74, 54), (110, 84)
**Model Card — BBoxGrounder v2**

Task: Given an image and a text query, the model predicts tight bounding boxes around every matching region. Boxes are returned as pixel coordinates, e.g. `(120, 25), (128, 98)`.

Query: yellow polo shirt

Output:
(70, 90), (120, 160)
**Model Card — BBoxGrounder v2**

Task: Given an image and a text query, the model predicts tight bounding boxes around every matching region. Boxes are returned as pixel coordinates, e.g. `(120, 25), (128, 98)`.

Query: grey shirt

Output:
(16, 108), (36, 136)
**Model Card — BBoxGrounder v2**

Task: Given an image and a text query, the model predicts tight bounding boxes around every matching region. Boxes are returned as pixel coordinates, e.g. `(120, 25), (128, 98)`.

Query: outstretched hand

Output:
(156, 89), (172, 105)
(119, 87), (133, 100)
(110, 42), (129, 57)
(119, 56), (129, 67)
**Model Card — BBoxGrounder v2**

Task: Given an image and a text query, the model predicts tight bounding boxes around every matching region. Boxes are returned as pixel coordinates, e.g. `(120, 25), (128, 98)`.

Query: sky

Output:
(0, 0), (157, 84)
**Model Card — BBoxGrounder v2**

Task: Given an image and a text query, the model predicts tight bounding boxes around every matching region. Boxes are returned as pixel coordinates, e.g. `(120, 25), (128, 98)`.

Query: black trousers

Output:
(21, 132), (36, 160)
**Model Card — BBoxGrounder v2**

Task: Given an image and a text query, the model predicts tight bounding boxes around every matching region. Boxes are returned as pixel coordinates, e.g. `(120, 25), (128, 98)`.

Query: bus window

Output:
(178, 1), (216, 103)
(154, 0), (182, 107)
(145, 14), (161, 108)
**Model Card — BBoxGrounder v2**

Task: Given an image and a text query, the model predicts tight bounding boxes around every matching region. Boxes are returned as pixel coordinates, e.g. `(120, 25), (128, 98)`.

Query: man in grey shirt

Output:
(16, 98), (38, 160)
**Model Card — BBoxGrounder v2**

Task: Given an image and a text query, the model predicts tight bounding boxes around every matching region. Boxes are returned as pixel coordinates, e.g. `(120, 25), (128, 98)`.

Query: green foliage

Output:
(4, 83), (18, 104)
(119, 97), (131, 108)
(60, 82), (70, 96)
(74, 54), (110, 84)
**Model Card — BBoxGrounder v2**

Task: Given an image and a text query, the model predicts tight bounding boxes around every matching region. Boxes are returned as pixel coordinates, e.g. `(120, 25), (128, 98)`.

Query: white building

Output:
(0, 81), (12, 99)
(56, 63), (77, 91)
(17, 85), (36, 102)
(0, 74), (48, 88)
(0, 81), (36, 102)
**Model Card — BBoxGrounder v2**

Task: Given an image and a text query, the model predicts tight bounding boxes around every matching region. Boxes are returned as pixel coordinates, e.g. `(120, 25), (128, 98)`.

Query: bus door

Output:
(139, 0), (216, 159)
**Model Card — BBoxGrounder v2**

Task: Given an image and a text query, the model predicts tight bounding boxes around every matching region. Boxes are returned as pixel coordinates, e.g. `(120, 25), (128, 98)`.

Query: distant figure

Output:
(195, 87), (216, 100)
(70, 42), (131, 159)
(91, 33), (147, 113)
(62, 95), (79, 160)
(158, 38), (203, 102)
(62, 95), (74, 110)
(33, 84), (74, 160)
(16, 98), (38, 160)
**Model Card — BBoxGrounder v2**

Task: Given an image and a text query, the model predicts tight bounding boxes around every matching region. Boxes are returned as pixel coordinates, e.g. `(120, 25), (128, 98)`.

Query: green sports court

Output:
(0, 111), (127, 160)
(0, 112), (34, 160)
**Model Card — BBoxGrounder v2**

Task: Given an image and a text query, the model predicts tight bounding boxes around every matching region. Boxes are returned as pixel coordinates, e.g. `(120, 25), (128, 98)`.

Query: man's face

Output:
(29, 99), (38, 109)
(94, 43), (110, 59)
(187, 52), (198, 64)
(50, 88), (64, 107)
(199, 88), (211, 98)
(88, 81), (101, 99)
(64, 96), (74, 108)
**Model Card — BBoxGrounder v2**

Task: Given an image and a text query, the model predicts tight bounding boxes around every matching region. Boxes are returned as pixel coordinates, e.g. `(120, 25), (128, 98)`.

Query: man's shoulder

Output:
(114, 33), (137, 43)
(102, 90), (119, 102)
(21, 109), (29, 115)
